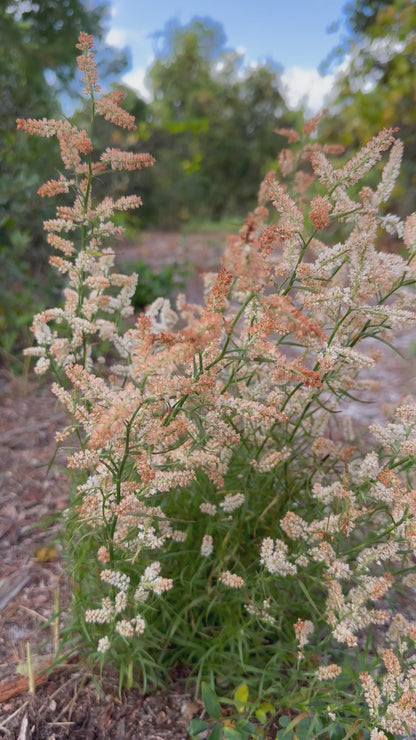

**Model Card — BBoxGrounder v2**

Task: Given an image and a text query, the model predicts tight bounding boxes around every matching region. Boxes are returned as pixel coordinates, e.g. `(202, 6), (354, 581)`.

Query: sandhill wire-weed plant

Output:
(18, 33), (416, 739)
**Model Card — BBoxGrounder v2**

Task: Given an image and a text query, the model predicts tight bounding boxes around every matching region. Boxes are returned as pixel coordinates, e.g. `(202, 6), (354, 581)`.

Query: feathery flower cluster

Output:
(135, 562), (173, 597)
(96, 91), (136, 130)
(100, 148), (155, 171)
(310, 195), (332, 231)
(260, 537), (297, 576)
(361, 658), (416, 736)
(20, 33), (416, 734)
(315, 664), (342, 680)
(97, 636), (110, 653)
(361, 673), (382, 717)
(85, 597), (114, 625)
(294, 618), (314, 654)
(200, 534), (214, 557)
(219, 493), (245, 513)
(199, 502), (217, 516)
(219, 571), (245, 588)
(76, 32), (100, 95)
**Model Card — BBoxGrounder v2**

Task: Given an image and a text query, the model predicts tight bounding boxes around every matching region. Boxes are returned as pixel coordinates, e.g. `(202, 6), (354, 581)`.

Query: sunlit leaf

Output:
(255, 702), (275, 724)
(234, 683), (249, 712)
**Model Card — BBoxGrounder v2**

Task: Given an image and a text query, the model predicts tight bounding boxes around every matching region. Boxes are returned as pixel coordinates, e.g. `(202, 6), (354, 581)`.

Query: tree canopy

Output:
(324, 0), (416, 213)
(138, 17), (299, 226)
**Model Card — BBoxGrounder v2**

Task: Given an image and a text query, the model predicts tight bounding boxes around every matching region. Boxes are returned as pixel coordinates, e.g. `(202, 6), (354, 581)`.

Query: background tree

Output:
(323, 0), (416, 216)
(140, 17), (300, 227)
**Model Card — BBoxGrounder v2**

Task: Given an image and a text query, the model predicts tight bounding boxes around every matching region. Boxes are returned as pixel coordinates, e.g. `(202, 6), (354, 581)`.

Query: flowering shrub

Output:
(19, 33), (416, 738)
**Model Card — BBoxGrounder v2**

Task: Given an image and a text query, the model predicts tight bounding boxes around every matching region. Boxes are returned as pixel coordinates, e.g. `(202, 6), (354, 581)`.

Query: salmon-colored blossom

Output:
(96, 90), (136, 130)
(100, 148), (155, 171)
(310, 194), (331, 230)
(76, 32), (100, 95)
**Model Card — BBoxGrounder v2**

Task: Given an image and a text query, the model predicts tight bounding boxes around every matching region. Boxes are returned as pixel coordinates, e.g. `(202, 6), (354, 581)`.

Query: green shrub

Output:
(128, 259), (186, 310)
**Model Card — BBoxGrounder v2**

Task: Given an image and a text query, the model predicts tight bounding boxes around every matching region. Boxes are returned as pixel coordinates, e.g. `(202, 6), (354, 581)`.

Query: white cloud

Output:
(281, 67), (336, 113)
(109, 2), (119, 18)
(106, 28), (128, 49)
(122, 67), (151, 101)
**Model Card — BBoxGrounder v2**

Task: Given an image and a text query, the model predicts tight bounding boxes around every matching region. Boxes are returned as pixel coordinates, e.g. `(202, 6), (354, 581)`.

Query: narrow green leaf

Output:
(208, 723), (223, 740)
(342, 720), (364, 740)
(188, 717), (210, 735)
(202, 681), (221, 720)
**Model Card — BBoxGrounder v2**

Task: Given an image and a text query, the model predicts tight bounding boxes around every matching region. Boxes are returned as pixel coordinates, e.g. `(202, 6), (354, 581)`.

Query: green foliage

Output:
(0, 251), (63, 371)
(189, 682), (260, 740)
(128, 259), (186, 309)
(141, 17), (302, 227)
(274, 713), (368, 739)
(66, 16), (302, 232)
(2, 1), (108, 85)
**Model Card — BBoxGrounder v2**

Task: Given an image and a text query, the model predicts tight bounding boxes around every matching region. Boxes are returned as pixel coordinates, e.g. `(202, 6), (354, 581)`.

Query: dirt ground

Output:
(0, 231), (415, 739)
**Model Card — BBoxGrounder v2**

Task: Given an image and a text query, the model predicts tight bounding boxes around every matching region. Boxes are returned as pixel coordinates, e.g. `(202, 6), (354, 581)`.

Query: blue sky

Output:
(106, 0), (349, 111)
